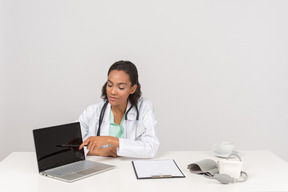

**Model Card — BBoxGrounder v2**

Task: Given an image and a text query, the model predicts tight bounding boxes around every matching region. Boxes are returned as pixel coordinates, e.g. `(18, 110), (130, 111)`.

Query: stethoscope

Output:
(96, 100), (139, 136)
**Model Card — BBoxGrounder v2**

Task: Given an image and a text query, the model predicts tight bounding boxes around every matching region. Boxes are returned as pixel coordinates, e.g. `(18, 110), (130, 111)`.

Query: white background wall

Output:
(1, 0), (288, 162)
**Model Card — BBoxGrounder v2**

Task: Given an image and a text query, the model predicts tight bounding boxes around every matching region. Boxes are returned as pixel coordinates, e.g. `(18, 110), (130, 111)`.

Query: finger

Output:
(87, 142), (93, 151)
(110, 149), (117, 157)
(112, 147), (118, 157)
(110, 150), (117, 158)
(88, 142), (99, 151)
(79, 139), (90, 149)
(97, 147), (109, 156)
(89, 143), (96, 151)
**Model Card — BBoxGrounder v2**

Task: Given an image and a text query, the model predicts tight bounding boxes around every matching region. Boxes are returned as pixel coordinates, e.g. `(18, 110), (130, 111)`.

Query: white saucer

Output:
(213, 150), (239, 158)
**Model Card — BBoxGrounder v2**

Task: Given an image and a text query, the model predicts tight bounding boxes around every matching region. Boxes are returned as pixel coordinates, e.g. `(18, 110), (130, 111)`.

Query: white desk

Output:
(1, 151), (288, 192)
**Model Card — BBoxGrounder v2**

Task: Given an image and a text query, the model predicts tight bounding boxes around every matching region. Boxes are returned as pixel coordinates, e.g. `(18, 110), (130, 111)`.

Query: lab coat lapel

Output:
(100, 102), (110, 136)
(125, 100), (137, 120)
(124, 101), (143, 139)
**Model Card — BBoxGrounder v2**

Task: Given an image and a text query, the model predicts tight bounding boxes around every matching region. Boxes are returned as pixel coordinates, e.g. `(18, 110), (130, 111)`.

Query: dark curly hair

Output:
(101, 60), (142, 106)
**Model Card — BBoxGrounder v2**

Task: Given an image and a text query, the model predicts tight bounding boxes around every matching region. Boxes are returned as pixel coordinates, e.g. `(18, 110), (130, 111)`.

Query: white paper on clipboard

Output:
(132, 159), (185, 179)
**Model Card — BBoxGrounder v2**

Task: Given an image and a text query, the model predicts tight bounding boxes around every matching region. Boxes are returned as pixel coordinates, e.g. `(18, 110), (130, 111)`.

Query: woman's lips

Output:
(109, 96), (118, 101)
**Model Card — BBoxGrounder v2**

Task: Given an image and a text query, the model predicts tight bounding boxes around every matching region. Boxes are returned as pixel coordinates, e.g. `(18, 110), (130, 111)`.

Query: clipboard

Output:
(132, 159), (185, 179)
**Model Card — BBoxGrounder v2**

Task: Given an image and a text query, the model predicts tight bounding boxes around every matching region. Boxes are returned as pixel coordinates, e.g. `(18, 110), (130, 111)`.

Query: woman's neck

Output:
(111, 101), (128, 125)
(111, 101), (128, 116)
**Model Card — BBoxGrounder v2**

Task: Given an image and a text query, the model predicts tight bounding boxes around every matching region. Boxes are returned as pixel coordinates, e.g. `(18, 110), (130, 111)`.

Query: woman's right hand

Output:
(79, 136), (119, 157)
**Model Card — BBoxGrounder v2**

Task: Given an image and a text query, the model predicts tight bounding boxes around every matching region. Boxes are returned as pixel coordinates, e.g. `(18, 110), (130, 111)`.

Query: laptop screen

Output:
(33, 122), (85, 172)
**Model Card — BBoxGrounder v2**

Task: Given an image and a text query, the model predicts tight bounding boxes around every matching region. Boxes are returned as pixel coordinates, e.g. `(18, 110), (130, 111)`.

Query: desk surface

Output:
(1, 151), (288, 192)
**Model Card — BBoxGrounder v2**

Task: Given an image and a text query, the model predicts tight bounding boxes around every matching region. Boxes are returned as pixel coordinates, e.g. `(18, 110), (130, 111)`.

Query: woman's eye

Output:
(107, 84), (112, 88)
(119, 87), (125, 90)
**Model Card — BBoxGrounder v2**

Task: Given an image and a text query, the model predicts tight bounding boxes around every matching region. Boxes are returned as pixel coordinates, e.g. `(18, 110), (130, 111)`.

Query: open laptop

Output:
(33, 122), (114, 182)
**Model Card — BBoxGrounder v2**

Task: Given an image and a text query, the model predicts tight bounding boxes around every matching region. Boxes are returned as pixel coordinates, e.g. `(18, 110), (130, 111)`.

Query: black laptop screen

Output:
(33, 122), (85, 172)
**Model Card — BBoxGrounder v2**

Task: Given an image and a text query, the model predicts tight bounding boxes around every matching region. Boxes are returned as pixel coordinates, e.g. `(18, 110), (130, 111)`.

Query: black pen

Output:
(56, 144), (87, 148)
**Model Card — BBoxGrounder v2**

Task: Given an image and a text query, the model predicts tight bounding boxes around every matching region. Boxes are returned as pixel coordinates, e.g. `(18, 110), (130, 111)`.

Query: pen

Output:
(56, 144), (110, 148)
(56, 144), (87, 148)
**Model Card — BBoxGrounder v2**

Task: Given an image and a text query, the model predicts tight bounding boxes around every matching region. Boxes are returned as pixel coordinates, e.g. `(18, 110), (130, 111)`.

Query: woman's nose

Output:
(111, 87), (117, 94)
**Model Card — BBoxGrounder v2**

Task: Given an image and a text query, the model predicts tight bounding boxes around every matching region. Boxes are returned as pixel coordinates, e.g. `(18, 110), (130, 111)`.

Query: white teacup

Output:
(213, 141), (235, 157)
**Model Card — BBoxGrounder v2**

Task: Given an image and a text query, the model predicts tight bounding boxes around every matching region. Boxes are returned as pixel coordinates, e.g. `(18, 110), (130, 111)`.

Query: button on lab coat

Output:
(78, 97), (160, 158)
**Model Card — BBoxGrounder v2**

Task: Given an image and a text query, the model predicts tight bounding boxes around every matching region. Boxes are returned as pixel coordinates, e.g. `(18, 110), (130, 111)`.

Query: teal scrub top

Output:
(109, 109), (125, 138)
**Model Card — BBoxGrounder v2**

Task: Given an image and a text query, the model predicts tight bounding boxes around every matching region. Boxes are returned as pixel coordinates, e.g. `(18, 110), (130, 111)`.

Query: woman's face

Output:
(106, 70), (137, 108)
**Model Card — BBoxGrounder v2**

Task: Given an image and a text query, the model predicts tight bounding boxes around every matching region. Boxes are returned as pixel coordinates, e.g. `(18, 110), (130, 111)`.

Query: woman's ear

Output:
(130, 84), (137, 94)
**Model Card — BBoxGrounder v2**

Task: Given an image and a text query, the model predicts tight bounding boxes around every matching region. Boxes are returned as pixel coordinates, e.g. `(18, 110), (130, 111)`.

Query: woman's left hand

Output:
(88, 145), (118, 157)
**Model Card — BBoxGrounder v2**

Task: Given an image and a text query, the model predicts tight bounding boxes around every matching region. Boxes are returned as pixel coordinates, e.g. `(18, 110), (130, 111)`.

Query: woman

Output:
(78, 61), (159, 158)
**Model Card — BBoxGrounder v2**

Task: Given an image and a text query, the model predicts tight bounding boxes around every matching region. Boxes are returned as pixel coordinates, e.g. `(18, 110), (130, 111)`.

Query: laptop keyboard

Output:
(46, 161), (100, 177)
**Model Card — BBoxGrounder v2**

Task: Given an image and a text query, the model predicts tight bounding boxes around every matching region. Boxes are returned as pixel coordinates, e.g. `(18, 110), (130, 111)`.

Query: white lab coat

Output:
(78, 97), (159, 158)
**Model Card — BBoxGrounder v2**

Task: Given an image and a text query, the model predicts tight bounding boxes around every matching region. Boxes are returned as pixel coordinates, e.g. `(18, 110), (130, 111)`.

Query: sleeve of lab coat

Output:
(77, 104), (98, 156)
(117, 100), (160, 158)
(78, 106), (92, 139)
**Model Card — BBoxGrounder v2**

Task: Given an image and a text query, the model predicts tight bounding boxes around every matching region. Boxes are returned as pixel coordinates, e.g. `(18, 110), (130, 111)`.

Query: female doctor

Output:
(78, 61), (159, 158)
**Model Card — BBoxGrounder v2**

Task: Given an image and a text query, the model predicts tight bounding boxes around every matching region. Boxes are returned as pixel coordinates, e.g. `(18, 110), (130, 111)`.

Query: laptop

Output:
(33, 122), (114, 182)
